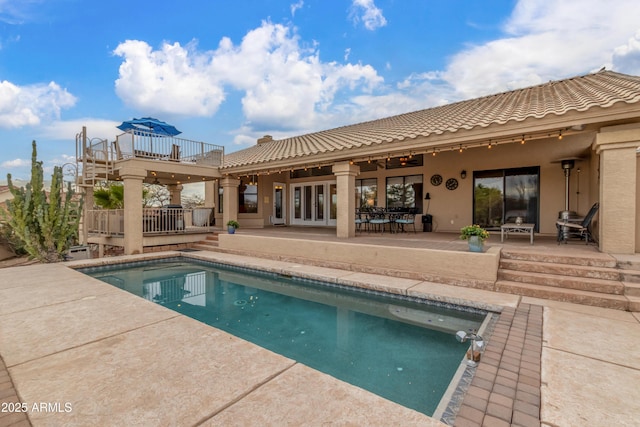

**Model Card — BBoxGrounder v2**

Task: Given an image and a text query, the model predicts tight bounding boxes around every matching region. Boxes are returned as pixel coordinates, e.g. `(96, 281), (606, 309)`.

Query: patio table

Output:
(500, 223), (535, 245)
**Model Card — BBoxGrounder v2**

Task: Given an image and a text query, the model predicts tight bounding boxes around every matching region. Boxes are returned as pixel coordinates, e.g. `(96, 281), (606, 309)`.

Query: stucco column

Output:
(595, 123), (640, 254)
(121, 168), (146, 255)
(204, 180), (216, 208)
(167, 184), (183, 205)
(221, 176), (240, 230)
(333, 162), (360, 238)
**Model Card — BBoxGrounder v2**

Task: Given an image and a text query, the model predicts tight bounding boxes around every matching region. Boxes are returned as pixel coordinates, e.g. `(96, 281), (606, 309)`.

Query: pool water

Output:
(81, 258), (485, 415)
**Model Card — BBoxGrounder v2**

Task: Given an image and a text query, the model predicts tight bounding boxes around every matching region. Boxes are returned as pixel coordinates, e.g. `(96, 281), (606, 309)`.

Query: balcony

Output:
(115, 131), (224, 166)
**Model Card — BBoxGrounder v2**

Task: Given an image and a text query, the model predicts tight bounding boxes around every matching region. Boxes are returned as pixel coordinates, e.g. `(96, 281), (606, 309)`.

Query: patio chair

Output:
(394, 212), (417, 233)
(368, 209), (391, 233)
(355, 209), (369, 232)
(556, 202), (599, 244)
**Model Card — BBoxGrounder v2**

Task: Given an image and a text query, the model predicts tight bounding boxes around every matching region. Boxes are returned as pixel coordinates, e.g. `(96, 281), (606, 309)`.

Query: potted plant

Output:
(226, 220), (239, 234)
(460, 224), (489, 252)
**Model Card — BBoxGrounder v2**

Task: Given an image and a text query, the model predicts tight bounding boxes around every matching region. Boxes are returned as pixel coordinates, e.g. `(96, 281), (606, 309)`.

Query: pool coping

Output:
(2, 251), (541, 426)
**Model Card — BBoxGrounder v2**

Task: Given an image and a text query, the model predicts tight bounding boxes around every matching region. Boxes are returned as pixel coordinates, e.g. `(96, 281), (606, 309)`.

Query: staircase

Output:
(496, 249), (640, 311)
(192, 233), (220, 251)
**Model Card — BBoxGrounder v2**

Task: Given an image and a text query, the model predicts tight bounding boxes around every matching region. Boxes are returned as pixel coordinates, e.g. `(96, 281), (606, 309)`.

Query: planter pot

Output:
(227, 226), (236, 234)
(468, 235), (484, 252)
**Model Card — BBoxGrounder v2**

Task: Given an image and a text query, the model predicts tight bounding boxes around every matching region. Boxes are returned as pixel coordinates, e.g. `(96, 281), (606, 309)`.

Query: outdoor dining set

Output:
(355, 207), (418, 234)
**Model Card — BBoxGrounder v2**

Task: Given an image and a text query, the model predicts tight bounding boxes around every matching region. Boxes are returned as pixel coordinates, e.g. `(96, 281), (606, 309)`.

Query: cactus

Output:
(1, 141), (83, 262)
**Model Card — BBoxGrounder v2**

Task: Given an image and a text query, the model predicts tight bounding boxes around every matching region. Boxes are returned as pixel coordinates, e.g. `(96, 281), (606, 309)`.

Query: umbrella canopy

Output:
(117, 117), (181, 136)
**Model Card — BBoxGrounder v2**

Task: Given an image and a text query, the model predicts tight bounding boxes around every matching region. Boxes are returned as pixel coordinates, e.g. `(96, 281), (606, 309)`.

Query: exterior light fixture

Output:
(460, 170), (467, 179)
(558, 130), (563, 140)
(521, 135), (525, 144)
(424, 192), (431, 200)
(455, 330), (484, 366)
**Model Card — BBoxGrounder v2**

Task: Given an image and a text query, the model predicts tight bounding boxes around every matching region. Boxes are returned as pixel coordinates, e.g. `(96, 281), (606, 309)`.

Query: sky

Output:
(1, 0), (640, 184)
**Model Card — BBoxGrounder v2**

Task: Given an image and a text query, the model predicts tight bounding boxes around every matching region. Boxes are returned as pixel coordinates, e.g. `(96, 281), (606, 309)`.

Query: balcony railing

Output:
(115, 131), (224, 166)
(86, 207), (216, 236)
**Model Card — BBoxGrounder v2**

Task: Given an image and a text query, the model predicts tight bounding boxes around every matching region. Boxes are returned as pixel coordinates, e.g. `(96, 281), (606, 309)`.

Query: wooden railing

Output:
(86, 207), (215, 236)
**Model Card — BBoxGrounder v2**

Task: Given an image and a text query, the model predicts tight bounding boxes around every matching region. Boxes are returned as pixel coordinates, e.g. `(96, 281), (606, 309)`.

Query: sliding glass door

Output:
(473, 167), (539, 230)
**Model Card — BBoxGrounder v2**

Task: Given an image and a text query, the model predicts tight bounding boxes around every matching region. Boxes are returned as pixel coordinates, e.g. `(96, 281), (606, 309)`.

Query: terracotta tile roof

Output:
(222, 70), (640, 170)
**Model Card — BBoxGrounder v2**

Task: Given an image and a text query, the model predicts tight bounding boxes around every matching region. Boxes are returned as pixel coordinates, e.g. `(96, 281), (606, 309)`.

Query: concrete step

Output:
(628, 295), (640, 312)
(192, 242), (219, 251)
(619, 269), (640, 284)
(498, 269), (624, 295)
(624, 282), (640, 297)
(495, 280), (629, 310)
(500, 249), (617, 268)
(499, 258), (620, 280)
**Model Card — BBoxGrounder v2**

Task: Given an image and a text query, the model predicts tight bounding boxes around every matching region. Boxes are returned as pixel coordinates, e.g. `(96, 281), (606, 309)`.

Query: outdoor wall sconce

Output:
(460, 170), (467, 179)
(424, 192), (431, 200)
(456, 330), (484, 366)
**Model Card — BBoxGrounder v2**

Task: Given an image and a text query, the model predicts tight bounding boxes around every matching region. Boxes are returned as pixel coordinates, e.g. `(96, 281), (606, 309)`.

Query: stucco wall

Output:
(219, 234), (500, 285)
(224, 132), (597, 236)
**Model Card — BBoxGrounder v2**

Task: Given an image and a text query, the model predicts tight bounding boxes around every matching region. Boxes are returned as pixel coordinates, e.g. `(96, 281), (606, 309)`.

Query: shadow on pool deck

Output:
(0, 250), (639, 426)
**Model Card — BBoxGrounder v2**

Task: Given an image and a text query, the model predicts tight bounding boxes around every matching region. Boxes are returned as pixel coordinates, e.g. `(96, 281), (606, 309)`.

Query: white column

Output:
(595, 124), (639, 254)
(333, 162), (360, 238)
(121, 167), (146, 255)
(167, 184), (183, 205)
(221, 176), (240, 230)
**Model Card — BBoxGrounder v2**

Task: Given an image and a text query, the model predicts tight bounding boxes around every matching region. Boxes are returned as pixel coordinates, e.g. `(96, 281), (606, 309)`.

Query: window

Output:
(218, 186), (223, 213)
(356, 178), (378, 208)
(386, 175), (422, 211)
(239, 178), (258, 213)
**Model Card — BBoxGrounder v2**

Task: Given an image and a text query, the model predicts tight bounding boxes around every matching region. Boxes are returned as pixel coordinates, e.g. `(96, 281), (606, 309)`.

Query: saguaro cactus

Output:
(2, 141), (83, 262)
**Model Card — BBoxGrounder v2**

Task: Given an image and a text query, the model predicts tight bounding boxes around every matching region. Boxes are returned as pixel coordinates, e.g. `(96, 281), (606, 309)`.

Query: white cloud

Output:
(113, 21), (383, 132)
(39, 118), (121, 140)
(612, 30), (640, 75)
(414, 0), (640, 100)
(0, 80), (76, 129)
(114, 40), (226, 117)
(290, 0), (304, 17)
(0, 0), (41, 24)
(1, 158), (29, 168)
(349, 0), (387, 31)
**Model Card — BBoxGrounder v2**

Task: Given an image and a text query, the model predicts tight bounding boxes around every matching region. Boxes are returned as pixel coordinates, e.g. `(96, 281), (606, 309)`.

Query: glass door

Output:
(473, 171), (504, 229)
(473, 167), (539, 230)
(272, 183), (286, 225)
(290, 181), (336, 226)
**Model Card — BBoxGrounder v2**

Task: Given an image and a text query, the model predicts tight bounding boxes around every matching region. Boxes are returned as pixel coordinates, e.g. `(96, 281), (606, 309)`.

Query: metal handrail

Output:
(86, 207), (215, 235)
(115, 131), (224, 166)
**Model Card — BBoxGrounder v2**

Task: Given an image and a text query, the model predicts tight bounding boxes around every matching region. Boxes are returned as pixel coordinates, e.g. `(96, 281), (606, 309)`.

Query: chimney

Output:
(257, 135), (273, 145)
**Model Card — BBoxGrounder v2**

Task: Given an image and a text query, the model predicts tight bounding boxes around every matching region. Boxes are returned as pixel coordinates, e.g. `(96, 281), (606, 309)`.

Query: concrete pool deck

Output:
(1, 251), (639, 426)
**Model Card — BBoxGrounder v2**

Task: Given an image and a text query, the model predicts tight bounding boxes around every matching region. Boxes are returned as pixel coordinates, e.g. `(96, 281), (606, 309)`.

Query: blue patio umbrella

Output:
(117, 117), (182, 136)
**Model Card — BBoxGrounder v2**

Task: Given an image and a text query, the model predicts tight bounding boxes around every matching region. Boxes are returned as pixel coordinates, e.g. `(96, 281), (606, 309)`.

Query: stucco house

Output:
(78, 70), (640, 257)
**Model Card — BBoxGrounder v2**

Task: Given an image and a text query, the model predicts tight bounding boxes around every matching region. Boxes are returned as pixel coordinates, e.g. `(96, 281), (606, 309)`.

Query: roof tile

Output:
(223, 71), (640, 169)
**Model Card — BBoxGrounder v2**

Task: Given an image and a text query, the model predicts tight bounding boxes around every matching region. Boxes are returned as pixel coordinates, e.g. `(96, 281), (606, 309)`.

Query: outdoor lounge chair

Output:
(556, 202), (599, 244)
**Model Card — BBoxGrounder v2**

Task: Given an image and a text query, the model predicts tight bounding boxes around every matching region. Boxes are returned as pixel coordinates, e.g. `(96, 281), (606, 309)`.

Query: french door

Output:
(291, 181), (337, 226)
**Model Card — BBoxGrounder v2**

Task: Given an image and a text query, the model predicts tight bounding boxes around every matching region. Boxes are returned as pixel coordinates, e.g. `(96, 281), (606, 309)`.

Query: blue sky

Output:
(2, 0), (640, 183)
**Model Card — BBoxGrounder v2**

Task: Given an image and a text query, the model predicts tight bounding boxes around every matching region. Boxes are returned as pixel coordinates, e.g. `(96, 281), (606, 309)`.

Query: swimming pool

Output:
(80, 257), (486, 416)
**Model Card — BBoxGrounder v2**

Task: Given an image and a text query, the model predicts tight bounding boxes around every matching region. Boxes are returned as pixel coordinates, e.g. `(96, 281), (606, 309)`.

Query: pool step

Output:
(192, 233), (220, 251)
(498, 249), (636, 311)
